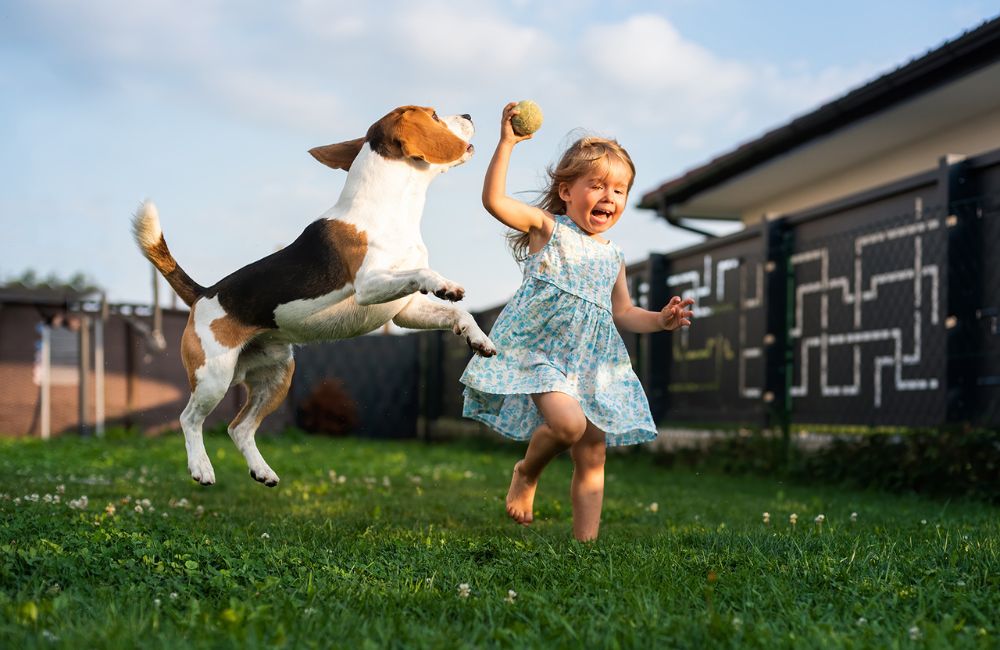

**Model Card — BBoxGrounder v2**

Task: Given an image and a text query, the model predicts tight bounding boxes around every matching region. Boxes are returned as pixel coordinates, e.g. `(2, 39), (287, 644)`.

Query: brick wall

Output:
(0, 304), (294, 437)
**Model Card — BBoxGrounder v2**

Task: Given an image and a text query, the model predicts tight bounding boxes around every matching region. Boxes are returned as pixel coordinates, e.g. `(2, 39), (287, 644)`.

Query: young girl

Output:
(461, 102), (695, 541)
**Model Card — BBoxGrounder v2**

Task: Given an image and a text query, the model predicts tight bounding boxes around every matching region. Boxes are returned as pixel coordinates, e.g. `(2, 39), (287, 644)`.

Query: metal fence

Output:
(294, 148), (1000, 436)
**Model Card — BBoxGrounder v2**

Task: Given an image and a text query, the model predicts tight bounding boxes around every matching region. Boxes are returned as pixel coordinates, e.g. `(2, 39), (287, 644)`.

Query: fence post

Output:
(941, 154), (983, 423)
(417, 331), (443, 441)
(763, 217), (793, 459)
(78, 315), (92, 436)
(645, 253), (671, 423)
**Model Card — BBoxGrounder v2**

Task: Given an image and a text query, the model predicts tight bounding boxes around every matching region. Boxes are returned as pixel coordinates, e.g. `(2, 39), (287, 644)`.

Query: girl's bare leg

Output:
(569, 421), (607, 541)
(506, 392), (587, 525)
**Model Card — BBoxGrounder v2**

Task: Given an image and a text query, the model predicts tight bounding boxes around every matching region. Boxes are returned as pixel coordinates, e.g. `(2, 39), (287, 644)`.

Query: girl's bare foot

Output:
(506, 460), (537, 525)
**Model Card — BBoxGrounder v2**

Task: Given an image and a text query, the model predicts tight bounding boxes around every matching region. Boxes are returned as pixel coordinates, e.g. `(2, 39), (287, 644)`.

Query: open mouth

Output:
(590, 208), (612, 222)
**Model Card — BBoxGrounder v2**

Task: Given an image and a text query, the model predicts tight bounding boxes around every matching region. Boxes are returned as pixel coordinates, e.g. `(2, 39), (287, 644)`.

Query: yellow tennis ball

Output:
(511, 100), (543, 136)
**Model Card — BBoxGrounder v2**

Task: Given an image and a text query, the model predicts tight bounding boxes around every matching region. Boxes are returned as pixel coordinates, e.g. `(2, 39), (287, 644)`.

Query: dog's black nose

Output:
(461, 114), (472, 122)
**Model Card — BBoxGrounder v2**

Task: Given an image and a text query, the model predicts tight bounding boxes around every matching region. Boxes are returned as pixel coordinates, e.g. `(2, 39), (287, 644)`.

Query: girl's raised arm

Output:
(482, 102), (548, 234)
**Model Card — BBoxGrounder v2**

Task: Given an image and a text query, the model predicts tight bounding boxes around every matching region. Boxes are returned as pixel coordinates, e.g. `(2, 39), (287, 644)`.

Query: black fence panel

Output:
(784, 180), (948, 426)
(958, 154), (1000, 426)
(654, 227), (768, 425)
(292, 334), (421, 438)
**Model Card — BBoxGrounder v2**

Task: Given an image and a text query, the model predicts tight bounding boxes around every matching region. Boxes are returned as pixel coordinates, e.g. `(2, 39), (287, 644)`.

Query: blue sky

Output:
(2, 1), (997, 311)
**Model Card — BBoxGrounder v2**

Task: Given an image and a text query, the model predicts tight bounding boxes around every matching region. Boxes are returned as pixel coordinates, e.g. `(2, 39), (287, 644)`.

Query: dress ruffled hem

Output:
(462, 386), (657, 448)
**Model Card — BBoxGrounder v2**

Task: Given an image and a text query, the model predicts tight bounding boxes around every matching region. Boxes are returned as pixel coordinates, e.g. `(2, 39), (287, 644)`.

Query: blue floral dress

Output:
(461, 215), (657, 446)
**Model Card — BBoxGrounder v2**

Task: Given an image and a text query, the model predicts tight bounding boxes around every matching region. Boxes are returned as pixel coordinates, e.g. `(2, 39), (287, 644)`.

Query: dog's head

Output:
(309, 106), (474, 173)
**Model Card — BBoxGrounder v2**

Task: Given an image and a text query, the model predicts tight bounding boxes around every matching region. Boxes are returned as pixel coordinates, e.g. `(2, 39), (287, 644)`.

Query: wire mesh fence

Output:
(289, 151), (1000, 436)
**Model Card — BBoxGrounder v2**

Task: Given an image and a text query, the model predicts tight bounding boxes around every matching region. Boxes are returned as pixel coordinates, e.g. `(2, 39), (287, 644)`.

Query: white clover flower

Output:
(56, 484), (65, 494)
(909, 626), (921, 640)
(303, 607), (316, 616)
(41, 630), (59, 642)
(648, 502), (659, 513)
(762, 512), (770, 525)
(505, 589), (517, 604)
(463, 470), (474, 479)
(382, 476), (391, 488)
(856, 617), (867, 626)
(134, 505), (144, 514)
(789, 513), (798, 526)
(154, 598), (161, 607)
(13, 498), (20, 505)
(68, 496), (89, 510)
(140, 498), (152, 508)
(815, 514), (825, 524)
(195, 505), (205, 516)
(920, 519), (927, 525)
(43, 494), (54, 504)
(337, 475), (347, 484)
(169, 592), (178, 600)
(850, 512), (858, 523)
(457, 583), (471, 598)
(105, 503), (116, 516)
(261, 532), (270, 540)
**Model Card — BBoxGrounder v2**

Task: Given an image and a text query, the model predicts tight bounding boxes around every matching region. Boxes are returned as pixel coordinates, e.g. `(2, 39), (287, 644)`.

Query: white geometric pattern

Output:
(789, 205), (941, 407)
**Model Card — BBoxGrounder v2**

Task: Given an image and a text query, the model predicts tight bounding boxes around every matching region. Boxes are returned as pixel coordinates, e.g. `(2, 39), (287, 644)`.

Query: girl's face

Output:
(558, 159), (632, 237)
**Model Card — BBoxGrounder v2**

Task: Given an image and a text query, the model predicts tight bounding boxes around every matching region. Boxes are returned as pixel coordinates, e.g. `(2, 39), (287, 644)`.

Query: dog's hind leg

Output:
(228, 344), (294, 487)
(180, 351), (240, 485)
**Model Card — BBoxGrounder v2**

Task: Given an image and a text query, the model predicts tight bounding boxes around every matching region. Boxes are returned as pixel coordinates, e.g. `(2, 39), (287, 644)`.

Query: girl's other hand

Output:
(659, 296), (695, 331)
(500, 101), (534, 145)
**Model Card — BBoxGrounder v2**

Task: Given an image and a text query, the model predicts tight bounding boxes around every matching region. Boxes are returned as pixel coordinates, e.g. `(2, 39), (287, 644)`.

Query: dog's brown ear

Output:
(309, 137), (366, 171)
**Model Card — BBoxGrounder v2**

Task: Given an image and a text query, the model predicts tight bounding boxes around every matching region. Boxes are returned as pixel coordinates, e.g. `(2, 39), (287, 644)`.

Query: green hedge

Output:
(655, 429), (1000, 504)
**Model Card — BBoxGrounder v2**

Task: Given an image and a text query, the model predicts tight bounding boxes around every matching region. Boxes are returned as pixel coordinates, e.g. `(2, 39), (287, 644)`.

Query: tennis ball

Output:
(511, 100), (543, 136)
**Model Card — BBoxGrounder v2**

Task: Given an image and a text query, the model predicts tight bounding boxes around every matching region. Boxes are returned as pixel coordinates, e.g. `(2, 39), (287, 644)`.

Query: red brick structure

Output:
(0, 288), (293, 437)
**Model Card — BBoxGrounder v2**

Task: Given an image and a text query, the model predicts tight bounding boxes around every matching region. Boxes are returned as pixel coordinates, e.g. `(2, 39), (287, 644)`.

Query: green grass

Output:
(1, 431), (997, 649)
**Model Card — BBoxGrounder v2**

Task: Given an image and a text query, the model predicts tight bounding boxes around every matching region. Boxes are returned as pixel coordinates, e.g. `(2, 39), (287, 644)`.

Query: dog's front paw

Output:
(469, 333), (497, 357)
(454, 317), (496, 356)
(188, 454), (216, 486)
(418, 270), (465, 302)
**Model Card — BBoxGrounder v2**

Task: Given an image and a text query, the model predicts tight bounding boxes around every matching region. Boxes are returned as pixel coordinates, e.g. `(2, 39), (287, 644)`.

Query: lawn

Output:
(1, 431), (997, 649)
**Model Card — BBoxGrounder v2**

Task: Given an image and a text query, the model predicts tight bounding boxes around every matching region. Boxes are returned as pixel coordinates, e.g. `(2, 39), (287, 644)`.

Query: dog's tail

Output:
(131, 201), (205, 307)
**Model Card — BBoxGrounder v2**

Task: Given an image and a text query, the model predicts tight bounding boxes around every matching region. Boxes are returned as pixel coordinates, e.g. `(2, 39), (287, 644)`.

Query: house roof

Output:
(638, 15), (1000, 218)
(0, 285), (100, 307)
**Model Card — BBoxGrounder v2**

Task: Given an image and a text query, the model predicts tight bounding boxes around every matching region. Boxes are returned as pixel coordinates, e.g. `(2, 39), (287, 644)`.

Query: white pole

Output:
(94, 315), (105, 437)
(40, 324), (51, 440)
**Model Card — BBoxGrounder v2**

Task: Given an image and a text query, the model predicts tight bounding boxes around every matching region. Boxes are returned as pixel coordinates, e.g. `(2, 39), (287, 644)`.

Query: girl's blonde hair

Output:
(507, 136), (636, 262)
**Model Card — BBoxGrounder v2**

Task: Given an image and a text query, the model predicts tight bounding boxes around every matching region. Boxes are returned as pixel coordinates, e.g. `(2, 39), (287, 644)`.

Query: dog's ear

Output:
(309, 138), (366, 172)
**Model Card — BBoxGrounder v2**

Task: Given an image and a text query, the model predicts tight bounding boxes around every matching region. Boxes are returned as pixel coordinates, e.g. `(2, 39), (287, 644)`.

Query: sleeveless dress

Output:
(461, 215), (657, 447)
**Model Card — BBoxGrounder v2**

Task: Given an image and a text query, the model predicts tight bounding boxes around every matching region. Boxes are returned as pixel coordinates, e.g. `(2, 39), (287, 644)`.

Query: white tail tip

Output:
(132, 200), (162, 249)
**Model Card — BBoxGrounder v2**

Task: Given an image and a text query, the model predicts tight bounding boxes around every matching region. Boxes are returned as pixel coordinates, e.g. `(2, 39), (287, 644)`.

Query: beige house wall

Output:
(743, 105), (1000, 223)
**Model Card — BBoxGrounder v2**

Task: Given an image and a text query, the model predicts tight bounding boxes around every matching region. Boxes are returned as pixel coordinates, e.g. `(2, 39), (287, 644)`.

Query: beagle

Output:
(132, 106), (495, 487)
